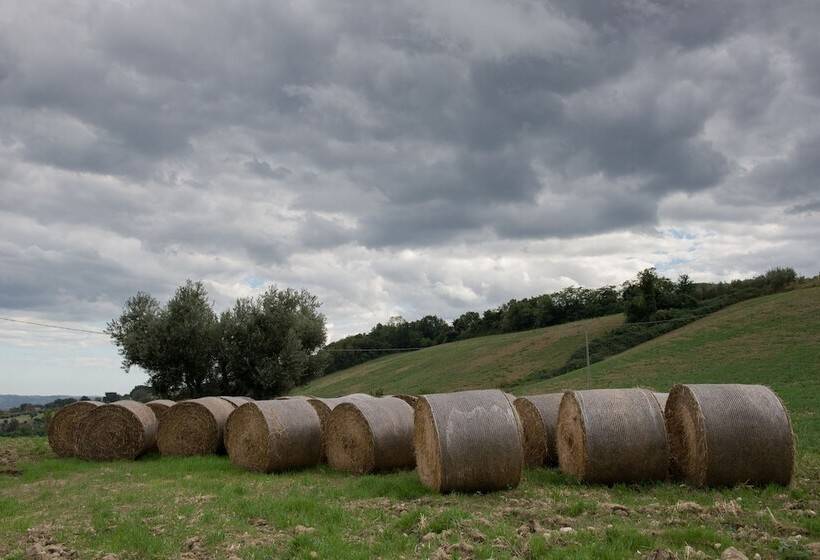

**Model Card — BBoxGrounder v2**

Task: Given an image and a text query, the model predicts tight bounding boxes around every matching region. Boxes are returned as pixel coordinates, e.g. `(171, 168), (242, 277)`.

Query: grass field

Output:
(298, 314), (624, 397)
(1, 287), (818, 559)
(0, 437), (817, 559)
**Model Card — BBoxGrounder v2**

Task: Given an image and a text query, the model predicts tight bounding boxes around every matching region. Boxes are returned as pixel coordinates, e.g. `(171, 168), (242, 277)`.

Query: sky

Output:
(1, 0), (818, 395)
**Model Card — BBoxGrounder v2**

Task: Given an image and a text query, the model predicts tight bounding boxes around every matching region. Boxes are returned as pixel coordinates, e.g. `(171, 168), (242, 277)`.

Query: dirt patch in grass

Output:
(24, 524), (77, 559)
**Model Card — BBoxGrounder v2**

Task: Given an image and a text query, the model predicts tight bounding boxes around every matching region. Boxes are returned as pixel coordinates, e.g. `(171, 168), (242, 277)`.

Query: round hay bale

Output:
(325, 398), (414, 474)
(414, 389), (523, 493)
(389, 394), (418, 407)
(145, 399), (175, 422)
(556, 388), (668, 483)
(307, 394), (377, 461)
(157, 397), (236, 456)
(665, 384), (794, 487)
(224, 399), (321, 472)
(652, 392), (669, 410)
(47, 400), (104, 457)
(75, 400), (158, 461)
(513, 394), (563, 467)
(219, 396), (253, 407)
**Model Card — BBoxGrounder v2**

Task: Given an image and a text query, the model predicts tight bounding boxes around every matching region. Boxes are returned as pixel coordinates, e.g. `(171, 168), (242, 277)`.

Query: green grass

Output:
(0, 438), (816, 559)
(298, 314), (624, 396)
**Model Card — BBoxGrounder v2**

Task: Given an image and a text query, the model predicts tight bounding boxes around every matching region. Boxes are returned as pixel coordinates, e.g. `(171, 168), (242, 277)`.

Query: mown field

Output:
(298, 314), (624, 397)
(1, 287), (818, 559)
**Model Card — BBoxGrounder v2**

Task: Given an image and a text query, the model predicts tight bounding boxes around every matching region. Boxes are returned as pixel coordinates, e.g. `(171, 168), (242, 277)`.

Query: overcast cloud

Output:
(1, 0), (818, 394)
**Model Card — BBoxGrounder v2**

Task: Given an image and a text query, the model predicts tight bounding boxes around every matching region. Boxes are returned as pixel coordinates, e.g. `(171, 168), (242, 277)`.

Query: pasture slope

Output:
(298, 314), (624, 396)
(0, 287), (817, 559)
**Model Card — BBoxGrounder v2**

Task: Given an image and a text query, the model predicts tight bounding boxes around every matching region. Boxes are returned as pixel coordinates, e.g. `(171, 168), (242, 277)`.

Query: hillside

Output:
(515, 285), (820, 451)
(297, 314), (624, 396)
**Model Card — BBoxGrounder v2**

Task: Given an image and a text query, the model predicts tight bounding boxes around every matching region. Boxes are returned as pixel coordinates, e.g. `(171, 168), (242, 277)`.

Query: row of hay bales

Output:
(48, 384), (794, 492)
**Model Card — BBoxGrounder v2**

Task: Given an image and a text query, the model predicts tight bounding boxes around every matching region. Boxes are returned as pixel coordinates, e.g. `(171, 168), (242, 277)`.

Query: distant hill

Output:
(0, 395), (81, 411)
(297, 314), (624, 396)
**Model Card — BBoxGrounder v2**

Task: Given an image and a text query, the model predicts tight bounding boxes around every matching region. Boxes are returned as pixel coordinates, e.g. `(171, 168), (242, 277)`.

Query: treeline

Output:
(325, 267), (801, 375)
(108, 282), (327, 399)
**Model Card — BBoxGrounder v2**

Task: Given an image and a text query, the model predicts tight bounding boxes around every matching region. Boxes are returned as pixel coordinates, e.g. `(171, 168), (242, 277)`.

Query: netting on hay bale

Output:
(665, 383), (794, 487)
(325, 397), (414, 474)
(76, 400), (158, 461)
(513, 393), (563, 467)
(414, 389), (524, 493)
(48, 400), (104, 458)
(652, 392), (669, 410)
(389, 394), (419, 407)
(556, 388), (669, 484)
(224, 399), (322, 472)
(156, 397), (236, 456)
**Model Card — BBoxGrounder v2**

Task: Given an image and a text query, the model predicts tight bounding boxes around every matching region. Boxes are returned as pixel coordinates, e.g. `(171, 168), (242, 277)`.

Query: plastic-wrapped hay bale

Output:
(557, 388), (668, 483)
(219, 396), (253, 407)
(145, 399), (175, 422)
(48, 400), (104, 457)
(157, 397), (235, 456)
(325, 398), (414, 474)
(513, 394), (563, 467)
(665, 384), (794, 487)
(414, 389), (524, 493)
(224, 399), (322, 472)
(76, 400), (158, 461)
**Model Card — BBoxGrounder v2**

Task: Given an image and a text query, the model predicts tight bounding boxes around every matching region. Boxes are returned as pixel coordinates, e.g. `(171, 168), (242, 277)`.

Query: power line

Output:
(324, 348), (423, 352)
(0, 316), (107, 335)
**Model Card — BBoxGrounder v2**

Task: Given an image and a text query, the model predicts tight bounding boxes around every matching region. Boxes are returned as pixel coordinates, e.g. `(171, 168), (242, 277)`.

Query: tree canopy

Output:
(107, 281), (327, 399)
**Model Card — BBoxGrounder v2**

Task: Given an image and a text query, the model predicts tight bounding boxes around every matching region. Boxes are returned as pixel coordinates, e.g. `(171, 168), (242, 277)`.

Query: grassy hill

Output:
(515, 286), (820, 452)
(298, 314), (624, 396)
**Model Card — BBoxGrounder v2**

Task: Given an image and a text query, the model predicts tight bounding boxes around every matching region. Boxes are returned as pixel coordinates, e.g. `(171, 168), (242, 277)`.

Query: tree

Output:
(107, 281), (219, 397)
(216, 287), (328, 398)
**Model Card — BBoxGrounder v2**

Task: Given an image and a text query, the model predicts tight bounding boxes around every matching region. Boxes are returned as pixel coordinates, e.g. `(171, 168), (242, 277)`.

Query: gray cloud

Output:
(0, 0), (817, 338)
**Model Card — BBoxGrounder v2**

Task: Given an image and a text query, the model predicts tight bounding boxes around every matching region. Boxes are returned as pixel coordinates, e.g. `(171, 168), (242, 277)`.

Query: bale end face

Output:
(157, 397), (233, 456)
(413, 397), (443, 492)
(325, 403), (376, 474)
(513, 398), (548, 467)
(556, 392), (588, 480)
(224, 403), (272, 472)
(76, 401), (157, 461)
(47, 401), (103, 458)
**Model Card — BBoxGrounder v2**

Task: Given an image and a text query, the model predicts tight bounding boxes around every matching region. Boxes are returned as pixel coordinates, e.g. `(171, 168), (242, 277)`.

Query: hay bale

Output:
(513, 394), (563, 467)
(224, 399), (321, 472)
(414, 389), (524, 493)
(556, 388), (668, 483)
(76, 400), (158, 461)
(219, 396), (253, 407)
(307, 394), (376, 461)
(665, 384), (794, 487)
(652, 392), (669, 410)
(157, 397), (236, 456)
(325, 398), (414, 474)
(389, 394), (418, 407)
(145, 399), (175, 421)
(47, 400), (104, 457)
